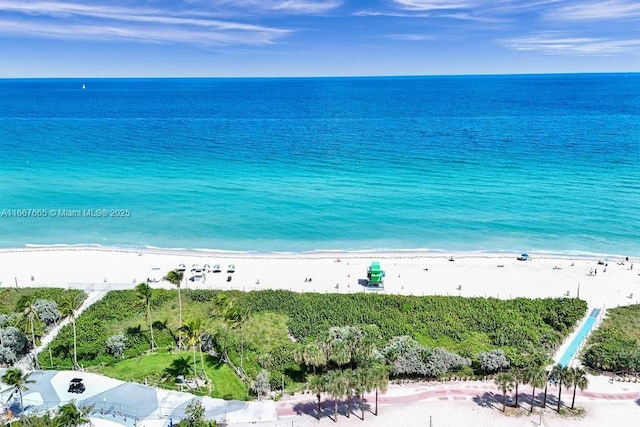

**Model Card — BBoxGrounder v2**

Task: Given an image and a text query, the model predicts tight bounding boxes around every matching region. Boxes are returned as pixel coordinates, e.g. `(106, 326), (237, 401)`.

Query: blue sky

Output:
(1, 0), (639, 77)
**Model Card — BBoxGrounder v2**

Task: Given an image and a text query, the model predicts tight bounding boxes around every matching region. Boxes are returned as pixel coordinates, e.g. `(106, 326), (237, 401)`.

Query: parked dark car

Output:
(68, 378), (85, 394)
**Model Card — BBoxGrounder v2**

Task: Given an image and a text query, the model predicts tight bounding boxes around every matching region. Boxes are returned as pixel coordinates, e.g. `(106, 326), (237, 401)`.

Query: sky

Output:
(1, 0), (639, 77)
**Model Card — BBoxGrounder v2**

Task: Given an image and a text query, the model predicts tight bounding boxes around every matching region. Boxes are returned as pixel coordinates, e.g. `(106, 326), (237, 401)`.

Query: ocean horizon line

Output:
(2, 71), (639, 81)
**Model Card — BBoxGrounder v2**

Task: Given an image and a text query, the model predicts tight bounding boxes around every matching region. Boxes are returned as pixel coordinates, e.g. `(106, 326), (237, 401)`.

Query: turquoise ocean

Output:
(1, 74), (639, 255)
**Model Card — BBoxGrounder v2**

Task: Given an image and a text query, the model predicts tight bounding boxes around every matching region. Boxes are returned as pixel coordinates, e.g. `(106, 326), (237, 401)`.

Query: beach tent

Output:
(518, 253), (529, 261)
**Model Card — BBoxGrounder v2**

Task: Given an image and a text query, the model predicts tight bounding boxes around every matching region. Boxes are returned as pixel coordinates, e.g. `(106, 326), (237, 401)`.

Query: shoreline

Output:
(2, 244), (635, 260)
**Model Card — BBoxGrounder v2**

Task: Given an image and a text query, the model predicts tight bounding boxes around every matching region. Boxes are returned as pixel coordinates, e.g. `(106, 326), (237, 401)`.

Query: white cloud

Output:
(272, 0), (342, 13)
(0, 1), (291, 44)
(392, 0), (479, 10)
(353, 7), (505, 22)
(502, 31), (640, 54)
(388, 33), (436, 40)
(367, 0), (529, 21)
(547, 0), (640, 21)
(352, 9), (433, 17)
(0, 18), (288, 45)
(207, 0), (341, 14)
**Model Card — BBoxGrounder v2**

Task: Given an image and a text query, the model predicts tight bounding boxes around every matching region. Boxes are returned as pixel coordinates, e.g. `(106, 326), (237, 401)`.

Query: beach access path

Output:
(15, 289), (109, 370)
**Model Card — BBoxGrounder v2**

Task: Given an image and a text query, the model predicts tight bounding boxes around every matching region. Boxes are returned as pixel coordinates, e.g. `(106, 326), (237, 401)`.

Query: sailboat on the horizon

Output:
(82, 83), (86, 90)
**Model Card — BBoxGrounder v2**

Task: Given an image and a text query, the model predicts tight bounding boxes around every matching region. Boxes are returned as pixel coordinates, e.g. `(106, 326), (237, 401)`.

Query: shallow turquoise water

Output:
(0, 75), (639, 254)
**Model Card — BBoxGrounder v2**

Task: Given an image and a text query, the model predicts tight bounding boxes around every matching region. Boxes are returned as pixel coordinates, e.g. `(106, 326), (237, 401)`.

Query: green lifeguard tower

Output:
(367, 261), (385, 286)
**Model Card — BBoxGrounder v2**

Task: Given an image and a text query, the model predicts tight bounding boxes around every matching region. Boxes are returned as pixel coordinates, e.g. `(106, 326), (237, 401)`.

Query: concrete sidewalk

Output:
(1, 369), (277, 426)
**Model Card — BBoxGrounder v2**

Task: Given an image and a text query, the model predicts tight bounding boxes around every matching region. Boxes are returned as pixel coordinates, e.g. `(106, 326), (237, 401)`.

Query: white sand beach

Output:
(1, 247), (639, 427)
(0, 248), (637, 311)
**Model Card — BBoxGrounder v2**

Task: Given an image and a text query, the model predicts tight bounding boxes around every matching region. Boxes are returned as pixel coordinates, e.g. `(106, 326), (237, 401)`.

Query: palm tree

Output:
(326, 370), (349, 422)
(568, 367), (589, 409)
(370, 363), (389, 416)
(164, 270), (184, 349)
(302, 342), (327, 374)
(551, 364), (570, 412)
(541, 368), (551, 408)
(344, 369), (356, 419)
(512, 367), (525, 407)
(494, 372), (515, 412)
(212, 294), (236, 362)
(354, 368), (374, 420)
(327, 339), (351, 368)
(20, 410), (54, 426)
(238, 307), (251, 371)
(308, 374), (327, 420)
(59, 293), (82, 369)
(525, 365), (548, 412)
(54, 401), (92, 427)
(16, 295), (39, 369)
(135, 282), (155, 352)
(180, 319), (206, 380)
(2, 367), (35, 413)
(353, 325), (380, 367)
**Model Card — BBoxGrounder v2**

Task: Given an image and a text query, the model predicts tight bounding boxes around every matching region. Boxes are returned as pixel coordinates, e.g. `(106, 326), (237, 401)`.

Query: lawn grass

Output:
(95, 351), (248, 401)
(204, 355), (249, 400)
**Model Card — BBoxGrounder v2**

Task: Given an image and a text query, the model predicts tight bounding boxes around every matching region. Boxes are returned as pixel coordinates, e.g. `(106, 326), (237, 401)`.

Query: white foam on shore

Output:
(9, 243), (635, 259)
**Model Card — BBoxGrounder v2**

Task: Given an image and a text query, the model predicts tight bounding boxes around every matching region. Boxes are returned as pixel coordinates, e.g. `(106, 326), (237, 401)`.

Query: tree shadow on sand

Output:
(472, 391), (500, 409)
(473, 390), (564, 413)
(292, 399), (354, 422)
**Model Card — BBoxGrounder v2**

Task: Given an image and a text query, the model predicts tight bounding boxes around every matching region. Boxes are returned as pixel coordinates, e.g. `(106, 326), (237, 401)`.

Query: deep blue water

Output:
(0, 74), (639, 254)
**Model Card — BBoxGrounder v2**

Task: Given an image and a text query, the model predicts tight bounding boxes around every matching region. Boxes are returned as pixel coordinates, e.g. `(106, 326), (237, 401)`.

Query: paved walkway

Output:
(1, 369), (277, 426)
(552, 305), (605, 367)
(15, 289), (109, 370)
(4, 369), (640, 426)
(276, 375), (640, 418)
